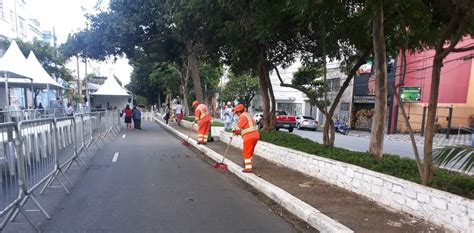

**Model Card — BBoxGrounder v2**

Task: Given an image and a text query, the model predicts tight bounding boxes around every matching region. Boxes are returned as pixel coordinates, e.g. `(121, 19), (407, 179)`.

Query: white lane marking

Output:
(112, 152), (119, 162)
(122, 134), (126, 138)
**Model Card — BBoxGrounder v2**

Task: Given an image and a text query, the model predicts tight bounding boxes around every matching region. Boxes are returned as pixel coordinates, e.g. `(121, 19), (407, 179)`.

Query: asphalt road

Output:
(292, 129), (423, 159)
(38, 122), (296, 233)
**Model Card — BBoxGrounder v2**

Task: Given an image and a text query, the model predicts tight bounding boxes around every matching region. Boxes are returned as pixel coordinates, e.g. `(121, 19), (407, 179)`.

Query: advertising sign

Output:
(400, 87), (422, 102)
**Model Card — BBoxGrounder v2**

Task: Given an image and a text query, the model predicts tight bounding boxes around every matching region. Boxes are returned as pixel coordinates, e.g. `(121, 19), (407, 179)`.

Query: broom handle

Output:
(221, 136), (233, 163)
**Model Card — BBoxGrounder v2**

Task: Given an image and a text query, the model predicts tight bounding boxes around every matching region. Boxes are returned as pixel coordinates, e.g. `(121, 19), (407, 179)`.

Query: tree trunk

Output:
(321, 48), (372, 146)
(369, 2), (387, 159)
(423, 57), (442, 185)
(267, 73), (276, 128)
(257, 46), (272, 131)
(186, 41), (204, 103)
(393, 87), (423, 177)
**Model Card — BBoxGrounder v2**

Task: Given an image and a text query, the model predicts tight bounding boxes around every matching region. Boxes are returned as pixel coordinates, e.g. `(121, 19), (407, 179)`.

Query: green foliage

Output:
(14, 39), (74, 81)
(221, 73), (259, 107)
(433, 146), (474, 173)
(183, 116), (224, 127)
(133, 95), (148, 106)
(291, 64), (328, 109)
(260, 130), (474, 198)
(199, 63), (222, 93)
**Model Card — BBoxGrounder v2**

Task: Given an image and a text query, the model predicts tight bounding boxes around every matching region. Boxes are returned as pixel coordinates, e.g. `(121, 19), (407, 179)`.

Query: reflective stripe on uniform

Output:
(197, 105), (209, 120)
(241, 113), (258, 135)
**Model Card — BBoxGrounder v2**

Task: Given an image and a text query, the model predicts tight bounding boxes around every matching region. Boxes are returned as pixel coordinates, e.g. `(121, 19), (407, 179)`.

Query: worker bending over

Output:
(232, 104), (259, 173)
(192, 101), (211, 144)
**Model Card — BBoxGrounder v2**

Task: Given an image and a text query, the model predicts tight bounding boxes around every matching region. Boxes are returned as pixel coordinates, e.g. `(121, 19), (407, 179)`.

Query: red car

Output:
(258, 111), (297, 132)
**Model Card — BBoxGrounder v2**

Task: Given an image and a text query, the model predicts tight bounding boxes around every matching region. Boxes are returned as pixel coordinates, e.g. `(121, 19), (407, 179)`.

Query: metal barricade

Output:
(0, 123), (32, 230)
(40, 117), (86, 195)
(143, 111), (154, 122)
(73, 114), (92, 160)
(90, 112), (106, 148)
(5, 119), (57, 231)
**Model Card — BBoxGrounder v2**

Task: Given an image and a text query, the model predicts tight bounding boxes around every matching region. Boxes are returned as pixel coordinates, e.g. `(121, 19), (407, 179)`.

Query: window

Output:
(340, 102), (350, 111)
(328, 78), (340, 91)
(19, 17), (26, 37)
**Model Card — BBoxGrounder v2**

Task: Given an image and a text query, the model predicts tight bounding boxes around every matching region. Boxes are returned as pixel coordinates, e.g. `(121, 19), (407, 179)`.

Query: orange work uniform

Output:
(234, 112), (259, 172)
(194, 104), (211, 143)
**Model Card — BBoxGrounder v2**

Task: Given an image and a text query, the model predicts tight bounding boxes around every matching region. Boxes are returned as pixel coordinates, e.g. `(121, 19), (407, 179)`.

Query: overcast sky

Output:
(27, 0), (133, 84)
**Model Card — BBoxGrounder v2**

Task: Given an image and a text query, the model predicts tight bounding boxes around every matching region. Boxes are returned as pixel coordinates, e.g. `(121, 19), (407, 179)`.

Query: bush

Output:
(182, 116), (224, 127)
(259, 130), (474, 199)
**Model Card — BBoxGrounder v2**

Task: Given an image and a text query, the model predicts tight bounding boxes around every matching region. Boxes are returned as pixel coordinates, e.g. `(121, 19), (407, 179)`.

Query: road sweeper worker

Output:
(192, 101), (212, 144)
(232, 104), (259, 173)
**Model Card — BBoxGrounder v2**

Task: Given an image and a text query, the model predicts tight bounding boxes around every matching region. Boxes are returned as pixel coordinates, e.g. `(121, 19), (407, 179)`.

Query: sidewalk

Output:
(161, 121), (442, 232)
(350, 130), (472, 147)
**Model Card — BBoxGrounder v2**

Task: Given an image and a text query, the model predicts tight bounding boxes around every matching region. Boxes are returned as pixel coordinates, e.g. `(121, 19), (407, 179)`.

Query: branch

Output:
(328, 45), (372, 116)
(452, 45), (474, 53)
(280, 83), (327, 115)
(271, 63), (285, 85)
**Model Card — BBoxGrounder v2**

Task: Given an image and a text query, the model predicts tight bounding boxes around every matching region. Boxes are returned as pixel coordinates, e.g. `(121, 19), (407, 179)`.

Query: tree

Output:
(284, 0), (372, 146)
(369, 0), (388, 158)
(416, 0), (474, 184)
(221, 73), (259, 108)
(275, 64), (328, 118)
(217, 0), (301, 131)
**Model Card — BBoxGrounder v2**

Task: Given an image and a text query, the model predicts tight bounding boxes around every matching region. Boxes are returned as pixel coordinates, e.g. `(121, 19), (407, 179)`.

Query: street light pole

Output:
(76, 56), (81, 103)
(85, 58), (90, 109)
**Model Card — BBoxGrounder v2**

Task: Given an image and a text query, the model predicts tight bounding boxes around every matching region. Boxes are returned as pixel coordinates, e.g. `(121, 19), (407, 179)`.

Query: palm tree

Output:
(433, 145), (473, 174)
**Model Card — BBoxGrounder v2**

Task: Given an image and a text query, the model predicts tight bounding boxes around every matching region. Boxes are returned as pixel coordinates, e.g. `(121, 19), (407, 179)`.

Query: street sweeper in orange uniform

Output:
(232, 104), (259, 173)
(192, 101), (211, 144)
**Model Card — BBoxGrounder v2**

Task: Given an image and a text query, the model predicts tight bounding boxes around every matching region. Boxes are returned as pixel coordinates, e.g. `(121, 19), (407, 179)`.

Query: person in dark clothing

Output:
(164, 103), (171, 124)
(132, 106), (142, 130)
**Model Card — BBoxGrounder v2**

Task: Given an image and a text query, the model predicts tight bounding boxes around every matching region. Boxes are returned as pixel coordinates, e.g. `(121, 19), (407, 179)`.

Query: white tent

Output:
(0, 41), (34, 107)
(91, 75), (130, 109)
(26, 51), (62, 88)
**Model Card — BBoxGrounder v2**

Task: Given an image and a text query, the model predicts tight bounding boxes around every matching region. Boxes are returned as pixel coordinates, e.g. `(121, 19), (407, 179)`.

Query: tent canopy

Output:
(26, 51), (62, 89)
(91, 75), (129, 96)
(0, 40), (33, 84)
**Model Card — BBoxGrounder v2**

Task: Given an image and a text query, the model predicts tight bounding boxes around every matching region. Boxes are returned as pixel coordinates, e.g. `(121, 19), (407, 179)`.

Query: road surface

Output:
(292, 129), (423, 159)
(35, 122), (296, 233)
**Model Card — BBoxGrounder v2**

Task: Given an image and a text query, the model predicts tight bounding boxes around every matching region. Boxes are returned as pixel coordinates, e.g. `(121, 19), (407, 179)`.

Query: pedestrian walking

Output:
(232, 104), (259, 173)
(224, 102), (233, 130)
(133, 106), (142, 130)
(123, 104), (133, 130)
(192, 101), (211, 144)
(175, 101), (184, 125)
(65, 103), (74, 116)
(164, 103), (171, 124)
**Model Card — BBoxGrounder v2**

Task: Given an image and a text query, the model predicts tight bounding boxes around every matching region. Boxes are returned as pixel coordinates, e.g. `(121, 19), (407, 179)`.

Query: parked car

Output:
(258, 111), (297, 132)
(254, 113), (263, 124)
(275, 111), (297, 132)
(296, 115), (318, 131)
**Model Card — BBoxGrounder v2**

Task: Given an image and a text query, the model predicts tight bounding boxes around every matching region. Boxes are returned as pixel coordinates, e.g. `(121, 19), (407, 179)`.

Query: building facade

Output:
(390, 38), (474, 133)
(250, 61), (353, 124)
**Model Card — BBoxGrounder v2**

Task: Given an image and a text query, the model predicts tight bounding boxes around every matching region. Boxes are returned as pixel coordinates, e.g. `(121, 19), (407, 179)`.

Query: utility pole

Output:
(76, 56), (81, 102)
(84, 58), (90, 109)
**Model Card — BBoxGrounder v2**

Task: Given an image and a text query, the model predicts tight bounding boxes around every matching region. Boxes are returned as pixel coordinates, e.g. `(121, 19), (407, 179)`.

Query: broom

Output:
(181, 123), (195, 147)
(213, 136), (233, 169)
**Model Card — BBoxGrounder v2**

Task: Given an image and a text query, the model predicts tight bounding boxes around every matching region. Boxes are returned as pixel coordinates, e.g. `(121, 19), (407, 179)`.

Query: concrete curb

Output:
(154, 117), (353, 233)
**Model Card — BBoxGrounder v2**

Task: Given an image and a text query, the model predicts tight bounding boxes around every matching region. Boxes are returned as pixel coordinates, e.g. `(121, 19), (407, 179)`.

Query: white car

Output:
(296, 115), (319, 131)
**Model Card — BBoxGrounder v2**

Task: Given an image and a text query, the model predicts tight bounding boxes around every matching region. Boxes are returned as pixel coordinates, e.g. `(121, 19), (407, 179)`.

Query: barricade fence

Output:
(0, 110), (121, 232)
